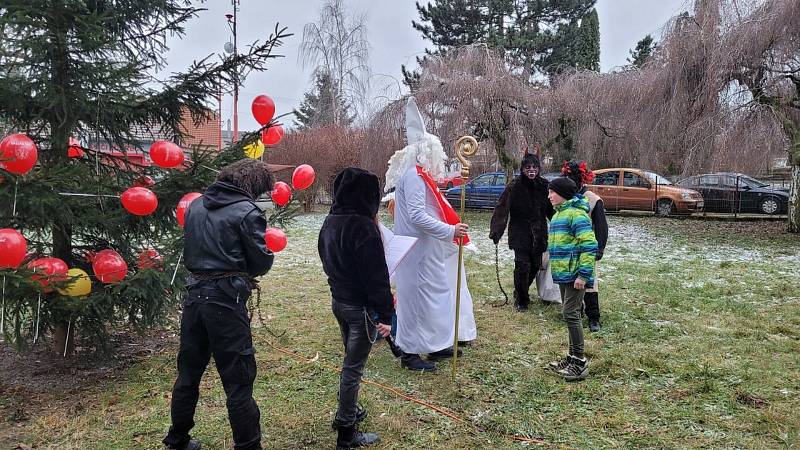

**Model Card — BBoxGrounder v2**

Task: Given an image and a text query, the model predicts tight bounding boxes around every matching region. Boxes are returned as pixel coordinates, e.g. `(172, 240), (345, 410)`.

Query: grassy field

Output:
(3, 212), (800, 449)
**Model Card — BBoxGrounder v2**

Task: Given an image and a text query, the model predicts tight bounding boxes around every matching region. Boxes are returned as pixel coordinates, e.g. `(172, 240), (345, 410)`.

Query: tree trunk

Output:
(789, 164), (800, 233)
(53, 321), (75, 356)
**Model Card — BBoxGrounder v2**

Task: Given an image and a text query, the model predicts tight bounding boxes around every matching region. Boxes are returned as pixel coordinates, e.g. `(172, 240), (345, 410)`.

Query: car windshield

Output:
(644, 171), (672, 185)
(737, 174), (769, 188)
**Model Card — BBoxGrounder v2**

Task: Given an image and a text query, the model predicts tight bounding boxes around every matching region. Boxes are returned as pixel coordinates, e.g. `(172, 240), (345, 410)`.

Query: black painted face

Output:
(522, 164), (539, 180)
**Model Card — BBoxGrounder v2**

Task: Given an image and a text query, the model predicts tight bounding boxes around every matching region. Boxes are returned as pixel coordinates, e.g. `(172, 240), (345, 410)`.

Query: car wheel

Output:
(656, 199), (675, 217)
(760, 197), (779, 215)
(447, 182), (453, 189)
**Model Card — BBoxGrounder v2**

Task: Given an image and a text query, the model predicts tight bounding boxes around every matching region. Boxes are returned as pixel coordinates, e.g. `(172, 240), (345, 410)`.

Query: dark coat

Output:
(489, 175), (554, 254)
(317, 168), (394, 324)
(183, 181), (274, 300)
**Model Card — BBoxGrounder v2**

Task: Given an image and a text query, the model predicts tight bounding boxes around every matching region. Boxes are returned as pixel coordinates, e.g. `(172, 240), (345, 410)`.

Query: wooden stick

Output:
(33, 292), (41, 344)
(63, 318), (71, 357)
(170, 253), (182, 286)
(58, 192), (120, 198)
(1, 276), (5, 335)
(12, 180), (18, 216)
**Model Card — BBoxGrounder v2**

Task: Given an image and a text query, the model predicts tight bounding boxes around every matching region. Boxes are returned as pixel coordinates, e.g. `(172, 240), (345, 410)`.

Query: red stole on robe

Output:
(415, 165), (471, 245)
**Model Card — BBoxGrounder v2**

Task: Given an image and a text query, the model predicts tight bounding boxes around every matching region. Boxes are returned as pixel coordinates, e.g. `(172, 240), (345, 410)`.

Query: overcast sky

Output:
(160, 0), (692, 131)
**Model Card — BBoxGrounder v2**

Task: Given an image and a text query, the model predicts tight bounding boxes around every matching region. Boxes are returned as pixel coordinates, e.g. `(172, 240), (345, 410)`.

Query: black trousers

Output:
(513, 249), (541, 307)
(163, 288), (261, 450)
(584, 292), (600, 322)
(332, 300), (375, 427)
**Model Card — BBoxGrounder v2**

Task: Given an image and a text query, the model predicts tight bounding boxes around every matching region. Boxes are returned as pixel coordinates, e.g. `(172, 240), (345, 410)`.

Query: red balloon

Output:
(133, 175), (155, 188)
(261, 124), (284, 146)
(67, 137), (85, 158)
(149, 140), (185, 168)
(176, 192), (203, 227)
(271, 181), (291, 207)
(121, 187), (158, 216)
(0, 133), (38, 175)
(137, 248), (163, 270)
(265, 228), (287, 253)
(292, 164), (316, 191)
(0, 228), (27, 268)
(92, 249), (128, 284)
(28, 257), (69, 289)
(251, 95), (276, 126)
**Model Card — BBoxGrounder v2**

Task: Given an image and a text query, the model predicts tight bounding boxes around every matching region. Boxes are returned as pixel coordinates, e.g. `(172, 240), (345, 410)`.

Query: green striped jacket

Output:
(547, 195), (598, 287)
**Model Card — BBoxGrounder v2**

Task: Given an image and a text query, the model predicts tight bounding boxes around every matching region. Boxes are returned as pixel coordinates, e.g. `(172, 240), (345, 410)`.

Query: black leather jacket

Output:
(183, 181), (274, 301)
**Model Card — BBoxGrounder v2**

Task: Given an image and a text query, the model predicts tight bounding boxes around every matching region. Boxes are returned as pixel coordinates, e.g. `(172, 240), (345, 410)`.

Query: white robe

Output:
(393, 167), (477, 354)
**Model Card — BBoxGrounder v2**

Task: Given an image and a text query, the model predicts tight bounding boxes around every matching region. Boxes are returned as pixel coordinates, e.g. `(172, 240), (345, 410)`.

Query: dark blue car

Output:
(444, 171), (508, 209)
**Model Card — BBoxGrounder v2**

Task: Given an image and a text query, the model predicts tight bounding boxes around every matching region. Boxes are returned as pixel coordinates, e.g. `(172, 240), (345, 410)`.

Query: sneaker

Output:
(548, 355), (570, 371)
(589, 320), (601, 332)
(426, 347), (463, 361)
(400, 353), (437, 372)
(557, 356), (588, 381)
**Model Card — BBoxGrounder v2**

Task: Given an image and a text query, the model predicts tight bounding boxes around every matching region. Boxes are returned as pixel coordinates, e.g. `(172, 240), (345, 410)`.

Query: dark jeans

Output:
(163, 288), (261, 450)
(559, 284), (586, 359)
(332, 300), (375, 427)
(513, 249), (540, 307)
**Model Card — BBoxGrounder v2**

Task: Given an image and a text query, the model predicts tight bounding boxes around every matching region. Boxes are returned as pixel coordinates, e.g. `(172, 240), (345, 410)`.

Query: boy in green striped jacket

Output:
(546, 177), (598, 381)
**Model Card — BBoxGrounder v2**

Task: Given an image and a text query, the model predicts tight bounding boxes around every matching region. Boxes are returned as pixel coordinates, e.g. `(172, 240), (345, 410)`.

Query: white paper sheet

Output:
(379, 223), (418, 277)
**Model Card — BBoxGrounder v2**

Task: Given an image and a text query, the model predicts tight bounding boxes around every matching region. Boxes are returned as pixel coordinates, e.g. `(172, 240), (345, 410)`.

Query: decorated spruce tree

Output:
(0, 1), (293, 353)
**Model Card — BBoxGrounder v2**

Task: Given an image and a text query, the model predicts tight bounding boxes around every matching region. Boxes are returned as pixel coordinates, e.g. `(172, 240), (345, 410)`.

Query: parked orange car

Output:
(587, 168), (704, 216)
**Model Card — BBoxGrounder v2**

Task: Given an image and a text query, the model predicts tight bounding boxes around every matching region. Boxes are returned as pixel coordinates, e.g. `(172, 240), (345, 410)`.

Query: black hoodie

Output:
(183, 181), (274, 299)
(317, 168), (393, 323)
(489, 155), (554, 252)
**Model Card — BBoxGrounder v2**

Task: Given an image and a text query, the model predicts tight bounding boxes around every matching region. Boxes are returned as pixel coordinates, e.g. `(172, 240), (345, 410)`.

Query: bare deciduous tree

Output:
(368, 0), (800, 230)
(299, 0), (370, 124)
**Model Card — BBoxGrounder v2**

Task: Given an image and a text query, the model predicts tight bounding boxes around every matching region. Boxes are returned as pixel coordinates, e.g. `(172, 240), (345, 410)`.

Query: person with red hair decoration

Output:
(561, 160), (608, 332)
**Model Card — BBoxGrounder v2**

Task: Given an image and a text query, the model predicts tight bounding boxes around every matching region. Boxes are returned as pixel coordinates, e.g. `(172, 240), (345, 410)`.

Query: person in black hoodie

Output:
(318, 168), (394, 450)
(163, 159), (274, 450)
(489, 154), (554, 311)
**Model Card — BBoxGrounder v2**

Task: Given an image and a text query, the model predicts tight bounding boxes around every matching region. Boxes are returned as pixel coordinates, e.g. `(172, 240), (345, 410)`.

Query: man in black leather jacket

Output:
(318, 168), (393, 450)
(164, 159), (274, 450)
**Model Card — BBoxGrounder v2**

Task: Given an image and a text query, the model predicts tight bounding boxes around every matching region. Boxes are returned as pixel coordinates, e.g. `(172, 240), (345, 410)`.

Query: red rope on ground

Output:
(264, 340), (567, 448)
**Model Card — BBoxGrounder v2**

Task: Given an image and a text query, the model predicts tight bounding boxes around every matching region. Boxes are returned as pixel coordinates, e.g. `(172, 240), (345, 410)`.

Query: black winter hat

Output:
(549, 176), (578, 200)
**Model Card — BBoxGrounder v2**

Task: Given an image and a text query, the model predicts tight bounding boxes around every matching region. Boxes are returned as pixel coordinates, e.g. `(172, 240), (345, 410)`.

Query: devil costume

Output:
(489, 154), (554, 310)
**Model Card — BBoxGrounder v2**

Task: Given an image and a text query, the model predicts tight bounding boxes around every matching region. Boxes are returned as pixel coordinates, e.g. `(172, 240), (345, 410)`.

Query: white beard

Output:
(382, 133), (447, 202)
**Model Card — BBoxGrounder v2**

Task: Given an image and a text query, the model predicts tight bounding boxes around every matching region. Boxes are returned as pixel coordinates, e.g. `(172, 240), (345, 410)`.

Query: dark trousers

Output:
(513, 249), (540, 307)
(163, 289), (261, 450)
(559, 284), (586, 359)
(584, 292), (600, 321)
(332, 300), (375, 427)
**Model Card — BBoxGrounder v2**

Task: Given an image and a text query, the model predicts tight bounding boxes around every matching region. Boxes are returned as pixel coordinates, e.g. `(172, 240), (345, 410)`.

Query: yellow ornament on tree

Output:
(57, 268), (92, 297)
(243, 140), (265, 159)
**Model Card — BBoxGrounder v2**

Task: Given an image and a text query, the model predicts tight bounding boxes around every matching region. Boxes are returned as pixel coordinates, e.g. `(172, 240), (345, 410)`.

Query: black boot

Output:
(336, 425), (380, 449)
(169, 439), (201, 450)
(400, 353), (437, 372)
(584, 292), (601, 332)
(426, 346), (463, 361)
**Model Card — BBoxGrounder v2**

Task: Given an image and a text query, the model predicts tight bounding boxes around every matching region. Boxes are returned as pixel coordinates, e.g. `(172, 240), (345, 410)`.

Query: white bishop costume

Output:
(384, 98), (477, 355)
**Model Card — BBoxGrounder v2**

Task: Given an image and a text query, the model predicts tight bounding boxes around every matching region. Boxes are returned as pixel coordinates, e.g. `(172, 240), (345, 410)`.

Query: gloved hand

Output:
(489, 233), (500, 245)
(596, 250), (603, 261)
